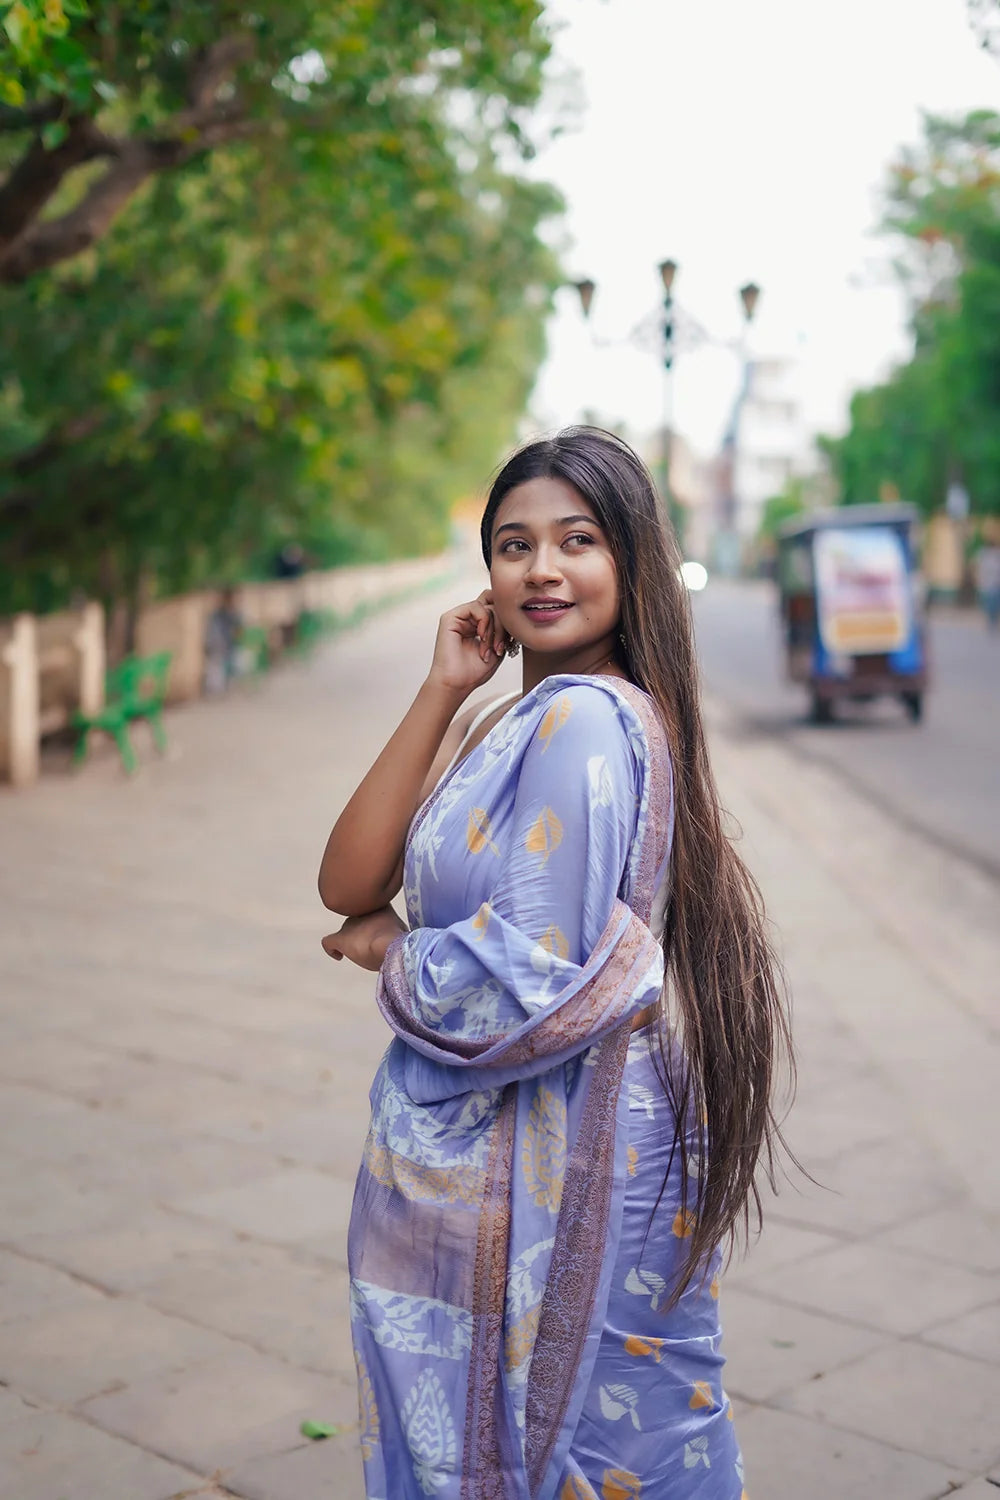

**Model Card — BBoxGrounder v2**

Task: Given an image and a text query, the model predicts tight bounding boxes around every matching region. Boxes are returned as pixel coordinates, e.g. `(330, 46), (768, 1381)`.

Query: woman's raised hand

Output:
(428, 590), (510, 693)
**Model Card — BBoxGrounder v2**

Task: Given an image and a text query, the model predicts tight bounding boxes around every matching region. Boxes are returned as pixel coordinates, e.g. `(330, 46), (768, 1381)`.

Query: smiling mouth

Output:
(522, 601), (574, 615)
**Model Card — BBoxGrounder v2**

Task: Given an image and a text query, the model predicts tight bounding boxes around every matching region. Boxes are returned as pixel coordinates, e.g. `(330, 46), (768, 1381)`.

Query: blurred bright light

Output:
(680, 561), (709, 592)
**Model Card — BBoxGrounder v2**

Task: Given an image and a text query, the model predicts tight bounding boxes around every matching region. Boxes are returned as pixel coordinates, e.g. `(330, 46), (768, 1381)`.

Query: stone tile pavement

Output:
(0, 577), (997, 1499)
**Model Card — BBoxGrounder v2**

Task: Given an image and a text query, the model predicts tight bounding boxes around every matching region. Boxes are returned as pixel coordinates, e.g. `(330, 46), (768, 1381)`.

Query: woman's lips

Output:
(521, 601), (574, 626)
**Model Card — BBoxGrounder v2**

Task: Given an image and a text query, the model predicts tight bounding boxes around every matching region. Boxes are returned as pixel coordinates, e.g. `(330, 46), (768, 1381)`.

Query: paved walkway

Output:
(0, 576), (998, 1500)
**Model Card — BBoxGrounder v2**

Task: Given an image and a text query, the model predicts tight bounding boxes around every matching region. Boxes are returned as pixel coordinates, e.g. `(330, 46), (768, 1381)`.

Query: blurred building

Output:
(710, 351), (813, 572)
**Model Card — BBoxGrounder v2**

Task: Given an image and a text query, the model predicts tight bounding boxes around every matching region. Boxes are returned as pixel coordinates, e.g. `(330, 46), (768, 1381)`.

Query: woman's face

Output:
(489, 476), (621, 664)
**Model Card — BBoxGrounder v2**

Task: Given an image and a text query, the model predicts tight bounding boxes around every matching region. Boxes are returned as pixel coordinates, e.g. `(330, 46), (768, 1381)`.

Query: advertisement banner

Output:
(814, 526), (911, 655)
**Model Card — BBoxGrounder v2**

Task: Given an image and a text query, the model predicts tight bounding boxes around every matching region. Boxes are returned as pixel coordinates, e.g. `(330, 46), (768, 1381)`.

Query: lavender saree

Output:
(348, 674), (745, 1500)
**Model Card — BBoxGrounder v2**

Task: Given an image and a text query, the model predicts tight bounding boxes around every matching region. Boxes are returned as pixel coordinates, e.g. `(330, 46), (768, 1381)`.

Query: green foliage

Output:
(757, 477), (808, 542)
(823, 110), (1000, 519)
(0, 1), (563, 613)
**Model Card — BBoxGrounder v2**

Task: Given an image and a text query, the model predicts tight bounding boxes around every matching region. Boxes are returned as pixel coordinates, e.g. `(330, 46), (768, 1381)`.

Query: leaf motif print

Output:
(538, 923), (569, 960)
(672, 1207), (697, 1239)
(683, 1437), (711, 1470)
(467, 806), (499, 856)
(522, 1086), (567, 1211)
(601, 1470), (642, 1500)
(470, 810), (500, 858)
(587, 753), (614, 807)
(560, 1476), (599, 1500)
(628, 1082), (656, 1120)
(598, 1383), (642, 1430)
(710, 1274), (720, 1300)
(689, 1380), (715, 1410)
(525, 806), (563, 864)
(354, 1355), (380, 1461)
(538, 695), (572, 751)
(624, 1265), (667, 1311)
(624, 1334), (664, 1363)
(471, 902), (491, 942)
(401, 1369), (457, 1495)
(626, 1143), (638, 1178)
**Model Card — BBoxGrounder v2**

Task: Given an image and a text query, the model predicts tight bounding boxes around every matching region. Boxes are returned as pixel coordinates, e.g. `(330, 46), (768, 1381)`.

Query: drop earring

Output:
(506, 638), (520, 659)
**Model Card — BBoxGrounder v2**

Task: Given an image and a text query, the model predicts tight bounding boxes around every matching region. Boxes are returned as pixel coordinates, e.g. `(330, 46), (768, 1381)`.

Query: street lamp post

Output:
(572, 270), (761, 560)
(658, 259), (678, 532)
(724, 282), (762, 573)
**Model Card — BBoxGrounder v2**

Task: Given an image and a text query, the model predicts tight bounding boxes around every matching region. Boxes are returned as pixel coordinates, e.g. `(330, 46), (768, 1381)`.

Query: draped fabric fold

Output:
(348, 675), (673, 1500)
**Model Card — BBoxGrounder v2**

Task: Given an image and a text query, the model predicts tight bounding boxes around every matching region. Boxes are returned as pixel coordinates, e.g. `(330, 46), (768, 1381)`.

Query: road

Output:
(691, 580), (1000, 881)
(0, 575), (997, 1499)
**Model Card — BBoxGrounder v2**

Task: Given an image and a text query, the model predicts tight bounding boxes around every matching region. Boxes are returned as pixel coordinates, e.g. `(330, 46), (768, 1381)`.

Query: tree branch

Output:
(186, 35), (256, 114)
(0, 31), (257, 283)
(0, 116), (118, 253)
(0, 100), (64, 134)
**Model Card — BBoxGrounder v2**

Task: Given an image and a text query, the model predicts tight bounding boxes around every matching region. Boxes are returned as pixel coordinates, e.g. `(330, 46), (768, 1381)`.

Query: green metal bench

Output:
(237, 624), (271, 676)
(289, 608), (338, 657)
(72, 650), (173, 774)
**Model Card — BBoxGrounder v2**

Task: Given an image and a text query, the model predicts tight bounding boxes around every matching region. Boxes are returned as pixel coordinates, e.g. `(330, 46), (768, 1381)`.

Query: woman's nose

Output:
(525, 545), (563, 583)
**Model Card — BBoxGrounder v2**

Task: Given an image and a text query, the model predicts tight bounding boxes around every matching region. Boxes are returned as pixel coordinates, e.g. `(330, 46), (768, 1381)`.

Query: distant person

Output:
(318, 427), (794, 1498)
(272, 542), (306, 580)
(203, 586), (243, 693)
(974, 543), (1000, 632)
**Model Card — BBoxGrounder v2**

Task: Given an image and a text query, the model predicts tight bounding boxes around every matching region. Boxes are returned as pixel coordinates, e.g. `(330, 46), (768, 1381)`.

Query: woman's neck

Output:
(519, 638), (629, 695)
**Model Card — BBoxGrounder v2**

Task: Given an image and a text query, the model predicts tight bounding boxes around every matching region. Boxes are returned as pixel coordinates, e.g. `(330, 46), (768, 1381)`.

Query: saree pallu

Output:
(348, 675), (744, 1499)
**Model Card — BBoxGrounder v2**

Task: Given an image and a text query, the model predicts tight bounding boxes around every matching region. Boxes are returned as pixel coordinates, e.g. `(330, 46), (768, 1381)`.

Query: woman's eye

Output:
(500, 539), (529, 553)
(566, 533), (594, 546)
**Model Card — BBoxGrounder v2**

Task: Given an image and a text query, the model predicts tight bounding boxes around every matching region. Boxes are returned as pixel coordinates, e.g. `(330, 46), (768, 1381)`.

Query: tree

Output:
(822, 110), (1000, 518)
(0, 2), (564, 617)
(0, 0), (550, 282)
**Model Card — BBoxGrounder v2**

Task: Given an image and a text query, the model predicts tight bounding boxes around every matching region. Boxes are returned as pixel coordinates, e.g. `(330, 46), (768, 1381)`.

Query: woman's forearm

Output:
(319, 676), (469, 915)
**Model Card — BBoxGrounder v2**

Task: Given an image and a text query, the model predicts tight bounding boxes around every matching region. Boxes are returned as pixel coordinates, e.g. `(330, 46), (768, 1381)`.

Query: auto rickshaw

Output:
(776, 503), (928, 723)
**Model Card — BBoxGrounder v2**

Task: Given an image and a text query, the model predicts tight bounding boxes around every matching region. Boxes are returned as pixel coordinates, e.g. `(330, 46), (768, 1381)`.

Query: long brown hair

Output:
(481, 426), (794, 1304)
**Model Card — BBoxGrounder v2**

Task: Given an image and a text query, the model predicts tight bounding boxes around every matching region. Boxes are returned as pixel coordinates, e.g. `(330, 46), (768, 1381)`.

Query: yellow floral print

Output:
(471, 902), (491, 942)
(522, 1085), (567, 1211)
(467, 807), (499, 855)
(505, 1304), (541, 1373)
(526, 806), (563, 863)
(539, 695), (573, 752)
(626, 1144), (639, 1178)
(689, 1380), (714, 1410)
(363, 1139), (485, 1206)
(710, 1274), (720, 1299)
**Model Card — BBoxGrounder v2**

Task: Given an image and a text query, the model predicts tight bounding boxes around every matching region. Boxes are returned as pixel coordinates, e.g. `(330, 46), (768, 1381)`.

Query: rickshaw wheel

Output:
(810, 691), (834, 724)
(902, 691), (923, 723)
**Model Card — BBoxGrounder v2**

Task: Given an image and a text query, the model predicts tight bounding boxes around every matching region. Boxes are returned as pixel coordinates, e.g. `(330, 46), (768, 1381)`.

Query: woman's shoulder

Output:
(533, 674), (660, 744)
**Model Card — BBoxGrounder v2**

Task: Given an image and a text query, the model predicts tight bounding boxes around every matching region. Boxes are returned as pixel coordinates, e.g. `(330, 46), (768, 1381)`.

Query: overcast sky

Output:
(526, 0), (998, 457)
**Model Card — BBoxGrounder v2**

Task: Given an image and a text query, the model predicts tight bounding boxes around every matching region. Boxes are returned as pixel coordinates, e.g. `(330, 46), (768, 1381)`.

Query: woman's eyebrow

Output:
(494, 514), (597, 536)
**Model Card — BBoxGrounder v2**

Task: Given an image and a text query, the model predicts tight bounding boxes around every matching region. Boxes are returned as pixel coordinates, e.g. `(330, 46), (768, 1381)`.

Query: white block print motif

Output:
(598, 1382), (643, 1430)
(401, 1369), (457, 1495)
(587, 753), (614, 808)
(624, 1265), (667, 1311)
(684, 1436), (711, 1470)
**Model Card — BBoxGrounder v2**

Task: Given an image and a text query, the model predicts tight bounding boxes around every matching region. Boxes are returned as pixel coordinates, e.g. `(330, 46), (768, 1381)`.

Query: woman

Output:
(319, 428), (792, 1500)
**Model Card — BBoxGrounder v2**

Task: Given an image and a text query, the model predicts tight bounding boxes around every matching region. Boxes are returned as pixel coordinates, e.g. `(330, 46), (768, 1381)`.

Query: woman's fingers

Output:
(321, 934), (344, 961)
